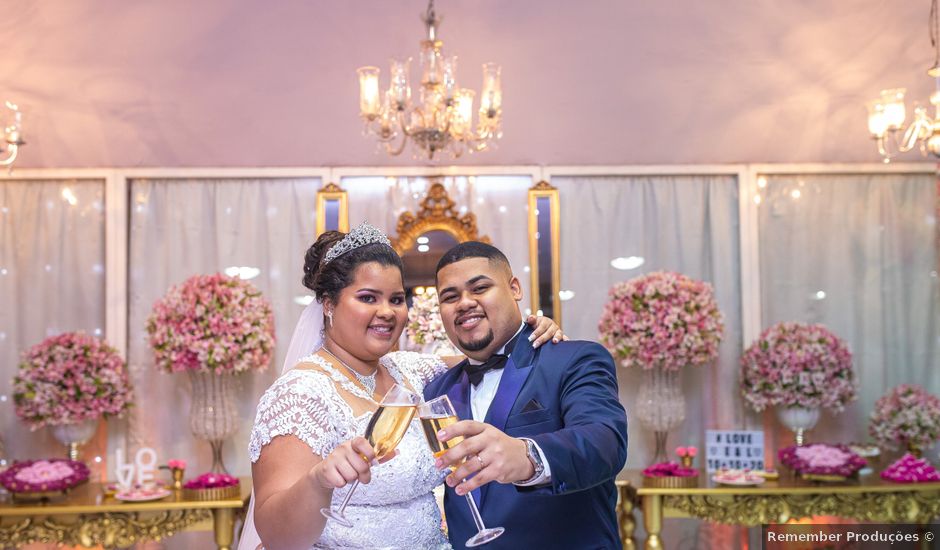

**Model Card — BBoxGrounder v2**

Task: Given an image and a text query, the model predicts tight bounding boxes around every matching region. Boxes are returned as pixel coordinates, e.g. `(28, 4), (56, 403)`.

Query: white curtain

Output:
(124, 178), (319, 484)
(554, 174), (743, 549)
(759, 173), (940, 451)
(340, 175), (534, 301)
(0, 179), (107, 463)
(554, 174), (745, 465)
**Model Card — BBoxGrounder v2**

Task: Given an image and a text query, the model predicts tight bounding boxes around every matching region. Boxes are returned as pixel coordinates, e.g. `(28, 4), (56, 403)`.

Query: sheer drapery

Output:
(759, 173), (940, 450)
(554, 175), (746, 467)
(124, 178), (319, 483)
(0, 179), (107, 462)
(340, 175), (534, 301)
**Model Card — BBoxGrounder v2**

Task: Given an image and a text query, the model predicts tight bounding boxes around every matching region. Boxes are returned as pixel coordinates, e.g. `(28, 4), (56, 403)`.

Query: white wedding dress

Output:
(244, 350), (452, 550)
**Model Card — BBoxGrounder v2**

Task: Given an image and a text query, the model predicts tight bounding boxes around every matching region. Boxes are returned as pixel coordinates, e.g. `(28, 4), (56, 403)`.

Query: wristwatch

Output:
(519, 438), (545, 484)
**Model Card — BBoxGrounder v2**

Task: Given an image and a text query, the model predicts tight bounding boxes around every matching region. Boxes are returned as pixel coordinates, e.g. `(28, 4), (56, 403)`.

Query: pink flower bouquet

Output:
(183, 472), (239, 490)
(641, 462), (697, 478)
(778, 444), (866, 478)
(12, 332), (133, 430)
(869, 384), (940, 451)
(739, 323), (856, 413)
(406, 288), (454, 351)
(598, 271), (724, 371)
(147, 274), (275, 374)
(0, 459), (90, 493)
(880, 453), (940, 483)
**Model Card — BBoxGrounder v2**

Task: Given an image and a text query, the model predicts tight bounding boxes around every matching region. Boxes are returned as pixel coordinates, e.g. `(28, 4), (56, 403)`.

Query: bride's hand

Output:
(525, 314), (569, 348)
(312, 437), (395, 489)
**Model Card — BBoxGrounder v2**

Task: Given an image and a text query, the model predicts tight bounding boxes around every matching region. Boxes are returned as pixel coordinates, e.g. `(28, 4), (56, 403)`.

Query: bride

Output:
(238, 223), (564, 550)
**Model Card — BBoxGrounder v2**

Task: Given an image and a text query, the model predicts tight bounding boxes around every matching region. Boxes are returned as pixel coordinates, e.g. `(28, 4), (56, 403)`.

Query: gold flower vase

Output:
(189, 371), (238, 473)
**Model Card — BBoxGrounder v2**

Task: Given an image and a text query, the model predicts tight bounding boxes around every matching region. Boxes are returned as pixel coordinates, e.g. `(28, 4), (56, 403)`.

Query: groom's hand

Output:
(435, 420), (535, 495)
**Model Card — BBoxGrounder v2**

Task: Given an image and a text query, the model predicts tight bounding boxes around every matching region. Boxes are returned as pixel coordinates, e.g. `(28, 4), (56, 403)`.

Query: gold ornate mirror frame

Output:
(528, 180), (561, 324)
(391, 181), (490, 254)
(316, 182), (349, 237)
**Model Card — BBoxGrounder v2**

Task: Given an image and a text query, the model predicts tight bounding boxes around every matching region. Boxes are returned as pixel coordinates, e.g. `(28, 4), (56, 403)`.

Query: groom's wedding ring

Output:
(476, 455), (485, 469)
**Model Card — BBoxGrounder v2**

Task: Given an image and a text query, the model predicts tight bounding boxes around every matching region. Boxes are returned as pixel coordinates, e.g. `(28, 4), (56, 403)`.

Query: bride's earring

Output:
(326, 310), (333, 328)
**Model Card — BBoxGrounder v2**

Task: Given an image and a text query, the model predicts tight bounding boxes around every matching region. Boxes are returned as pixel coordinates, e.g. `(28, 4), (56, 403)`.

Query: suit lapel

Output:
(446, 360), (472, 423)
(479, 327), (537, 507)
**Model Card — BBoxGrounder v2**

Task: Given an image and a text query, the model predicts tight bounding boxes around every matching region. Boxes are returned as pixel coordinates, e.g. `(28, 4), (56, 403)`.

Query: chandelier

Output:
(356, 0), (502, 160)
(866, 0), (940, 162)
(0, 101), (24, 168)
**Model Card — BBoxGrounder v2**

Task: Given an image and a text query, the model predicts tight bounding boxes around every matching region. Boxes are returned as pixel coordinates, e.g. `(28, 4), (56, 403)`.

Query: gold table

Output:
(616, 469), (940, 550)
(0, 479), (250, 549)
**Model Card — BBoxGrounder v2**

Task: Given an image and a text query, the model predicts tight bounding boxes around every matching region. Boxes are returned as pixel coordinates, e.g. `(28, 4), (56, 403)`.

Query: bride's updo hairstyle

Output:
(302, 230), (404, 306)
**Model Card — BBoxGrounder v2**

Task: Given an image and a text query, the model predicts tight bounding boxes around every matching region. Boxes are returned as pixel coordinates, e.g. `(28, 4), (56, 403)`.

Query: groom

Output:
(424, 242), (628, 549)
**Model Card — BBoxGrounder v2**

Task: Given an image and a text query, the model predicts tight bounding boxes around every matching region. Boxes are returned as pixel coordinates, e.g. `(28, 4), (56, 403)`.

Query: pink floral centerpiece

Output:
(869, 384), (940, 453)
(182, 471), (241, 500)
(406, 288), (458, 355)
(598, 271), (724, 372)
(184, 472), (239, 490)
(642, 462), (697, 478)
(147, 273), (275, 374)
(598, 271), (723, 464)
(740, 323), (856, 413)
(880, 453), (940, 483)
(12, 332), (133, 431)
(0, 459), (90, 493)
(148, 273), (275, 473)
(778, 444), (866, 478)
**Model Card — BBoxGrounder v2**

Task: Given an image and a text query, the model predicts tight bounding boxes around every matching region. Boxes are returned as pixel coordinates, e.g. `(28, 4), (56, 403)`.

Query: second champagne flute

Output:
(321, 383), (420, 527)
(419, 395), (505, 547)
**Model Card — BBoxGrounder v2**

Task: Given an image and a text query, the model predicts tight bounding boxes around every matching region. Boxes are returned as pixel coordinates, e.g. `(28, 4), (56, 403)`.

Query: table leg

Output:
(617, 484), (637, 550)
(213, 507), (235, 550)
(642, 494), (663, 550)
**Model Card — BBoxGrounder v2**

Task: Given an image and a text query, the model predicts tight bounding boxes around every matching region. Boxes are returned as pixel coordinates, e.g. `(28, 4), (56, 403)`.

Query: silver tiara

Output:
(323, 222), (393, 264)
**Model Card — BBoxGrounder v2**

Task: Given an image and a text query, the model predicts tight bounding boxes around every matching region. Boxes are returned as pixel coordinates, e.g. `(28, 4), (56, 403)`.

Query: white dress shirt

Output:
(467, 323), (553, 486)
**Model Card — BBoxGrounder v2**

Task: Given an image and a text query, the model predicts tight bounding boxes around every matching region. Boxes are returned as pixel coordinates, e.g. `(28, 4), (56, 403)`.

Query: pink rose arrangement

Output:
(868, 384), (940, 452)
(0, 459), (90, 492)
(183, 472), (239, 489)
(12, 332), (133, 430)
(598, 271), (724, 371)
(739, 323), (856, 413)
(406, 288), (450, 346)
(641, 462), (697, 478)
(147, 274), (275, 374)
(880, 453), (940, 483)
(778, 444), (866, 477)
(675, 446), (698, 458)
(167, 459), (187, 470)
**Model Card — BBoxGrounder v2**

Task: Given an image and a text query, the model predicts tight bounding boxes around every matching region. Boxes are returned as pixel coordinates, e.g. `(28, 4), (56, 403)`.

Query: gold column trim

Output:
(0, 509), (211, 547)
(316, 182), (349, 237)
(390, 180), (490, 254)
(527, 180), (561, 323)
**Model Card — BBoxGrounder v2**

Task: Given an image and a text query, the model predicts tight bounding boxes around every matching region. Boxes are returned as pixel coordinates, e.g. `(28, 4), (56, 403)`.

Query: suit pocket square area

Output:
(520, 398), (544, 413)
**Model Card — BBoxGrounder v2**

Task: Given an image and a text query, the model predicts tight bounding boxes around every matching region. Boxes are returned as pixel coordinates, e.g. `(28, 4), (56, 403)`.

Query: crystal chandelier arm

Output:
(0, 144), (18, 167)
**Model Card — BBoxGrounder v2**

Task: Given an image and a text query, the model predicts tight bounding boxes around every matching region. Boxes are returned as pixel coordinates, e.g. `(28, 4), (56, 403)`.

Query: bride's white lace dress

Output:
(246, 350), (451, 550)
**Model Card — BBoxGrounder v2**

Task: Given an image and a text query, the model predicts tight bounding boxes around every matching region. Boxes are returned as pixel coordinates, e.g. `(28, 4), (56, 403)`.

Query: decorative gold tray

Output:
(182, 483), (240, 501)
(642, 474), (699, 488)
(10, 489), (69, 502)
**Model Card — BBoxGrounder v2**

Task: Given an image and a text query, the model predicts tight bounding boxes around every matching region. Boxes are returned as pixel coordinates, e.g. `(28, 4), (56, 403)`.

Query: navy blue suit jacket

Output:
(423, 325), (628, 550)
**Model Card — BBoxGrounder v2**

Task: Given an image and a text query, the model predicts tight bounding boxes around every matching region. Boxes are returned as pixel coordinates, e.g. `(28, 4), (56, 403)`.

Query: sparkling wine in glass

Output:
(321, 383), (419, 527)
(419, 395), (505, 547)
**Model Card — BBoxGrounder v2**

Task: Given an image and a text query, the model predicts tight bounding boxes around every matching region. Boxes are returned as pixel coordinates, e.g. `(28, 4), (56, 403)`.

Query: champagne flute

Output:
(321, 383), (420, 527)
(419, 395), (505, 547)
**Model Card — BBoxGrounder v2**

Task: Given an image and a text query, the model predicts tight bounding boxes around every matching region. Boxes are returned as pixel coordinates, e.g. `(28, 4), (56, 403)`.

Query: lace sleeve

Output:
(382, 351), (450, 392)
(248, 370), (352, 463)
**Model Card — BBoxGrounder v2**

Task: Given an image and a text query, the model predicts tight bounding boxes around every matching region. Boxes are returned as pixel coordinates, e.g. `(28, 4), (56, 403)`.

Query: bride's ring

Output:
(476, 455), (485, 469)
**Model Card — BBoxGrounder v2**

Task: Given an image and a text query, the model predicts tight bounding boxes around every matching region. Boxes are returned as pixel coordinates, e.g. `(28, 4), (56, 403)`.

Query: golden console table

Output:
(0, 479), (250, 549)
(616, 469), (940, 550)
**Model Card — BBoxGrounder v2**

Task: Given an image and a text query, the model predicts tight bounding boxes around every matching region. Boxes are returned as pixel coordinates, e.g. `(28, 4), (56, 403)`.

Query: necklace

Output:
(321, 346), (378, 396)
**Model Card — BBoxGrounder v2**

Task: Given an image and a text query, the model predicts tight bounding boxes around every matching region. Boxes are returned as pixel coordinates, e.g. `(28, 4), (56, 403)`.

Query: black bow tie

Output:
(464, 354), (508, 387)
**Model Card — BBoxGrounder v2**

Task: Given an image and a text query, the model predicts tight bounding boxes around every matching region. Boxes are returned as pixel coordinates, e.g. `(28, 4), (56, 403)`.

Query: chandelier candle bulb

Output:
(358, 67), (381, 118)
